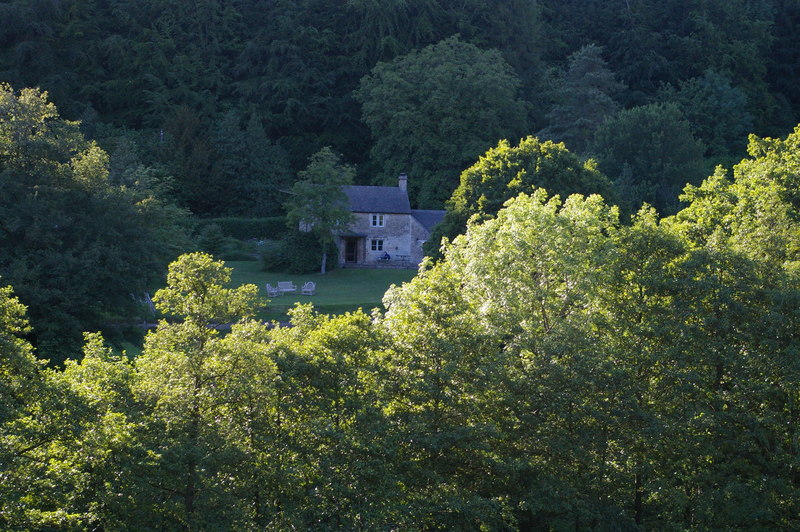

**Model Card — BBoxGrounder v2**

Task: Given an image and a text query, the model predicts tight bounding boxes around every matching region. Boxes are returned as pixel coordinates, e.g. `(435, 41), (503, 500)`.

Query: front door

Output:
(344, 239), (358, 263)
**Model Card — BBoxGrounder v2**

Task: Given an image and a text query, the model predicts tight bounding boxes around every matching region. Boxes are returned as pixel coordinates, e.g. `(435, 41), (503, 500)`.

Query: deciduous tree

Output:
(593, 102), (708, 215)
(356, 35), (528, 208)
(133, 252), (274, 528)
(0, 84), (191, 359)
(427, 136), (613, 257)
(285, 147), (355, 274)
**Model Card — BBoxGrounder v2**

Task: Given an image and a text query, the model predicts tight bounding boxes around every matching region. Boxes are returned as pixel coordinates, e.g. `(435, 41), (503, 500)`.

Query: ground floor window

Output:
(371, 239), (384, 251)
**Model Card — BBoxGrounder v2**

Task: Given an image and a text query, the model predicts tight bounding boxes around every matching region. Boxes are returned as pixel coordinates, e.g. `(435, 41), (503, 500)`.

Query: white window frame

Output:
(371, 214), (385, 227)
(371, 239), (384, 251)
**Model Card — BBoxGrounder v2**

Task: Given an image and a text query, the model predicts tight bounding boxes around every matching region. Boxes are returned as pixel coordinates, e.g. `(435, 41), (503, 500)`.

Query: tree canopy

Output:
(356, 35), (528, 208)
(427, 135), (614, 256)
(0, 0), (798, 216)
(2, 3), (800, 527)
(0, 84), (190, 360)
(3, 123), (800, 527)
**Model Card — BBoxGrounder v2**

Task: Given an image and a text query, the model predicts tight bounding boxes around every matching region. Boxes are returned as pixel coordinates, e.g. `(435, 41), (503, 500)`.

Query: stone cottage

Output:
(338, 174), (444, 268)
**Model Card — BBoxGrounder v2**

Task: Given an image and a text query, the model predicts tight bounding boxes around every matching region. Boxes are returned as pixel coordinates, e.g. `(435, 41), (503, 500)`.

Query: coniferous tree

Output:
(538, 44), (624, 154)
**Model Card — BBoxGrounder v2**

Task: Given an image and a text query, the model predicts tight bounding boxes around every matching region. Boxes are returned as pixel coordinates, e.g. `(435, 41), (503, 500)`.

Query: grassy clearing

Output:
(226, 261), (418, 321)
(113, 260), (415, 355)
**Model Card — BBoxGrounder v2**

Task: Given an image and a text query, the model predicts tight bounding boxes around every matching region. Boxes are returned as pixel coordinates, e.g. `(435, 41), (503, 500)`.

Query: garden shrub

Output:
(262, 231), (338, 274)
(197, 223), (225, 256)
(197, 217), (287, 240)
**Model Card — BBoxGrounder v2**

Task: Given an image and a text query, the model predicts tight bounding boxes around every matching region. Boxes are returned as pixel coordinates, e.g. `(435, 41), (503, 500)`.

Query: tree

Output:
(0, 84), (191, 359)
(386, 191), (642, 527)
(285, 147), (355, 274)
(539, 0), (777, 122)
(264, 306), (401, 528)
(356, 35), (528, 208)
(660, 70), (754, 163)
(380, 258), (517, 528)
(161, 105), (216, 215)
(592, 102), (708, 216)
(133, 252), (273, 528)
(538, 44), (624, 154)
(0, 284), (39, 427)
(0, 286), (111, 529)
(209, 109), (291, 216)
(655, 128), (800, 527)
(427, 135), (613, 257)
(668, 125), (800, 273)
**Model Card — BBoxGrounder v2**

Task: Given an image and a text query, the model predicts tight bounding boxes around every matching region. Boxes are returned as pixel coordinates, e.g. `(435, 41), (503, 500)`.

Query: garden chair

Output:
(301, 281), (316, 295)
(266, 283), (280, 297)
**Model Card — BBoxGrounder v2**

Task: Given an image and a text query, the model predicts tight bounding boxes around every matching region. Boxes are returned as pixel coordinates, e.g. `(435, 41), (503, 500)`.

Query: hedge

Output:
(196, 217), (287, 240)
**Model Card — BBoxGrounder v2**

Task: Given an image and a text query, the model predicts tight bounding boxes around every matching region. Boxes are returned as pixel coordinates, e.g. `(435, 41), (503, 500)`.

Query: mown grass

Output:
(226, 261), (418, 322)
(114, 259), (416, 357)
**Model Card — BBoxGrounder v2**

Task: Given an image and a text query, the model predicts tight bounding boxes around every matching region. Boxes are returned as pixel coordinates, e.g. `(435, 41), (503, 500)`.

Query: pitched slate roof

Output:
(411, 209), (446, 233)
(343, 185), (411, 214)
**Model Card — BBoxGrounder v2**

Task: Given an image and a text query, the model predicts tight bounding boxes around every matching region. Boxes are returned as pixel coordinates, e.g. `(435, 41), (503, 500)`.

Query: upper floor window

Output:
(371, 214), (384, 227)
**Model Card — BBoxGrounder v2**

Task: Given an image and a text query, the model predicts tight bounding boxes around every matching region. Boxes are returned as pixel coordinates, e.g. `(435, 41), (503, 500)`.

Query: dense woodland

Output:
(2, 0), (800, 530)
(1, 0), (799, 210)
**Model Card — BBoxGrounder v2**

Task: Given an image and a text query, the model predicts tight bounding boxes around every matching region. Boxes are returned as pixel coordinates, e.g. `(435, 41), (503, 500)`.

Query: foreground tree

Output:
(133, 252), (274, 528)
(2, 140), (800, 527)
(0, 286), (114, 529)
(263, 306), (401, 528)
(669, 125), (800, 272)
(0, 285), (54, 526)
(390, 176), (800, 527)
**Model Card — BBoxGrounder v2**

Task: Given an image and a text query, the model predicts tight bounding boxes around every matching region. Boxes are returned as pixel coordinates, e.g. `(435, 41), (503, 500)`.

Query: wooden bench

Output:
(277, 281), (297, 294)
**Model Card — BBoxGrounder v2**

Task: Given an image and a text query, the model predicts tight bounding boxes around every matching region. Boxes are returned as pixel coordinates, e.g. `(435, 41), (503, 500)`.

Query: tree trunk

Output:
(320, 247), (328, 274)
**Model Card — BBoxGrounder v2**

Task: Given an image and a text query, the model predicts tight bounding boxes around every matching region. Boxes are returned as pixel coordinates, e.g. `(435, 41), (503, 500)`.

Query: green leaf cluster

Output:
(356, 35), (528, 208)
(3, 94), (800, 532)
(0, 84), (191, 360)
(428, 135), (614, 257)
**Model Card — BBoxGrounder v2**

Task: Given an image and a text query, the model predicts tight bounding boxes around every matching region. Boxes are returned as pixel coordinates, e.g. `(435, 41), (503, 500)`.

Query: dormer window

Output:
(371, 214), (385, 227)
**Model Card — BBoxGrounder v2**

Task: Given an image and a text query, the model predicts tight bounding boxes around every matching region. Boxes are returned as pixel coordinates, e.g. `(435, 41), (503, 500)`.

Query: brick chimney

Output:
(398, 173), (408, 191)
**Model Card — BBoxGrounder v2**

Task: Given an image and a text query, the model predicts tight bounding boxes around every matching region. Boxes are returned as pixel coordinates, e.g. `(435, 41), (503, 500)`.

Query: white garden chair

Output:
(301, 281), (316, 295)
(265, 283), (280, 297)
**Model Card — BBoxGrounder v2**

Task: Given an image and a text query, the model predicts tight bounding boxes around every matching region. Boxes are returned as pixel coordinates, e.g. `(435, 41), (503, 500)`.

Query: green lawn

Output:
(227, 261), (417, 321)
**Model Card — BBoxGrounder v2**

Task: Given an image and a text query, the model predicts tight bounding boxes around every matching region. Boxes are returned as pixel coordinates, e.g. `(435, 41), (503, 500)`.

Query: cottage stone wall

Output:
(348, 212), (413, 263)
(335, 181), (443, 267)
